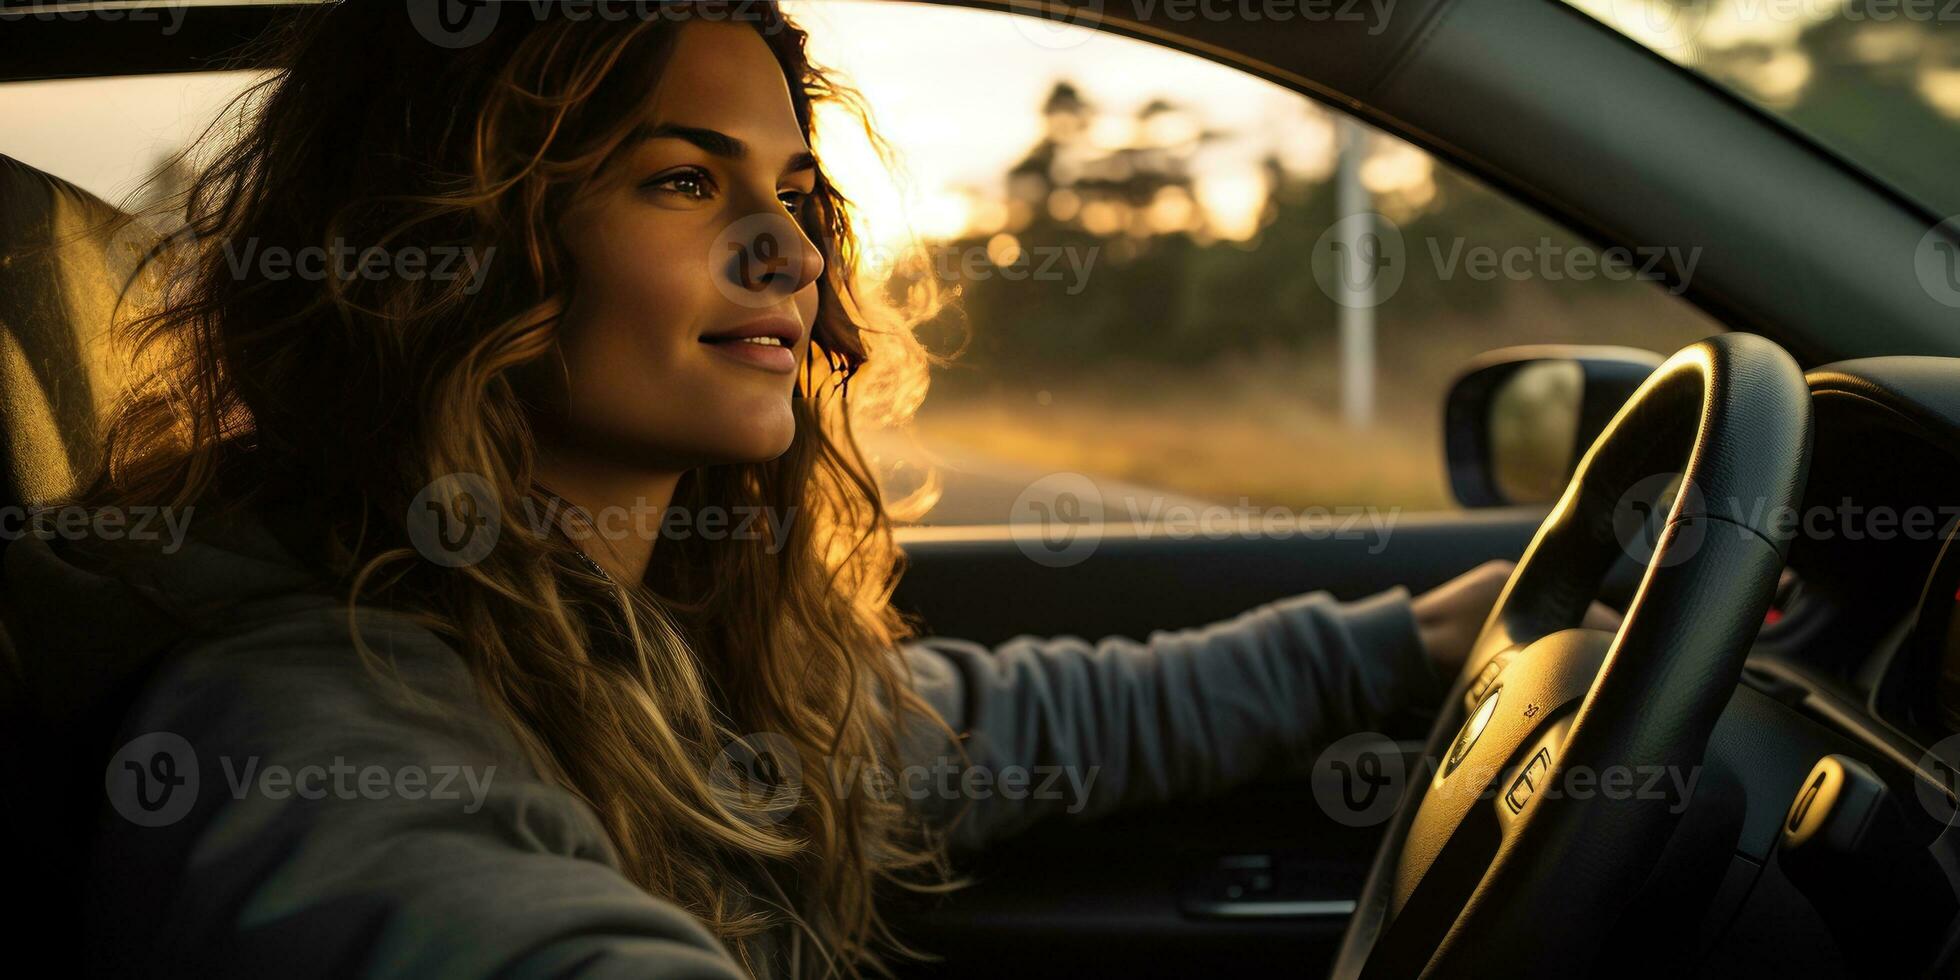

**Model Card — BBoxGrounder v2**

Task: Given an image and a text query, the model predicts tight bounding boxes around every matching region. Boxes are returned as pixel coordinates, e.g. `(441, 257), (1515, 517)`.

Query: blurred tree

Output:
(913, 75), (1725, 397)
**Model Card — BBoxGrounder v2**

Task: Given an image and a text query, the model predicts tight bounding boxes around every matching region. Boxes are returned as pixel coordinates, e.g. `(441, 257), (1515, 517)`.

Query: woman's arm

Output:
(898, 586), (1448, 851)
(91, 600), (752, 979)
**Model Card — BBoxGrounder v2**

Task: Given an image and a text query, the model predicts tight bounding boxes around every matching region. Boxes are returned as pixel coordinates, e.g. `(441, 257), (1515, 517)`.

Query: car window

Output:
(787, 1), (1725, 525)
(1564, 0), (1960, 219)
(0, 69), (264, 208)
(0, 1), (1726, 531)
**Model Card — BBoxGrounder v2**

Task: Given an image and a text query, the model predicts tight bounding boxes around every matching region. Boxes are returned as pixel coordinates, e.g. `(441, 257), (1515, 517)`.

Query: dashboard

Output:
(1789, 360), (1960, 756)
(1880, 529), (1960, 736)
(1662, 357), (1960, 976)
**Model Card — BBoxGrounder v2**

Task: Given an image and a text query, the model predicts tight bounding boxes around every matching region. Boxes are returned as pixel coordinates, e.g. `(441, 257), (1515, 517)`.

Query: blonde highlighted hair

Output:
(89, 2), (956, 975)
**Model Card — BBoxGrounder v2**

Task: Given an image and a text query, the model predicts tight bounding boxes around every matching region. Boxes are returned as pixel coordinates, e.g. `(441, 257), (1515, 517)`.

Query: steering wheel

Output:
(1331, 333), (1812, 978)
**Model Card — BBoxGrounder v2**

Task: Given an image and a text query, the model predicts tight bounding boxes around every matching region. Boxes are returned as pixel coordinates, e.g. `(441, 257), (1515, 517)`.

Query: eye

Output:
(643, 166), (716, 201)
(779, 189), (809, 215)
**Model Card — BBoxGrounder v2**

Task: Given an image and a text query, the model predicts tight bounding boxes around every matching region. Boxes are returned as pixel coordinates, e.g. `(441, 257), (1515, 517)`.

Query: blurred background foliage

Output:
(859, 0), (1954, 522)
(870, 76), (1718, 519)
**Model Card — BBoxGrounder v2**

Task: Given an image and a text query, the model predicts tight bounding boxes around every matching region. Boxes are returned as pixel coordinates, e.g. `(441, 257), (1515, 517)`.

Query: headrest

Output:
(0, 160), (168, 952)
(0, 154), (152, 508)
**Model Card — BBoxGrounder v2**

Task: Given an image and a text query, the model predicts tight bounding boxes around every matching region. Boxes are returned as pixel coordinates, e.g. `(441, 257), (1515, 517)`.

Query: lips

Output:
(700, 315), (804, 375)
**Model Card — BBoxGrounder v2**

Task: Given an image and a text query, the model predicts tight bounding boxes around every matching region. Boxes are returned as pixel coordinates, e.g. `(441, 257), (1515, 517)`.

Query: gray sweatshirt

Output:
(4, 508), (1441, 978)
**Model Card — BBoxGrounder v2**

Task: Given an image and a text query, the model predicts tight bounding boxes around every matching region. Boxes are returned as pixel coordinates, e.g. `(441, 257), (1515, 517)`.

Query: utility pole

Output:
(1335, 115), (1376, 430)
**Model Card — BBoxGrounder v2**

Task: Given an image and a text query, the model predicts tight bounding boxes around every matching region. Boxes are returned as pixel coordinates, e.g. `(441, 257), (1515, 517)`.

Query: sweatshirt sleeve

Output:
(897, 587), (1446, 851)
(89, 597), (752, 980)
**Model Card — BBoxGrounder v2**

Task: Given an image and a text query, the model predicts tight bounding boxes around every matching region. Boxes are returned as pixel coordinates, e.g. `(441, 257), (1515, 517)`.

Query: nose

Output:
(724, 209), (825, 305)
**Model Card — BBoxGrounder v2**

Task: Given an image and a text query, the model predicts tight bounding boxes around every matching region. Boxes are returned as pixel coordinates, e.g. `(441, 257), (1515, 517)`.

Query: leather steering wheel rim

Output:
(1331, 333), (1812, 978)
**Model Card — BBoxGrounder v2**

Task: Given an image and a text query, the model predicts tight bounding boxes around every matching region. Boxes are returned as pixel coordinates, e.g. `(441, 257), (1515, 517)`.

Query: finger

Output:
(1582, 601), (1623, 633)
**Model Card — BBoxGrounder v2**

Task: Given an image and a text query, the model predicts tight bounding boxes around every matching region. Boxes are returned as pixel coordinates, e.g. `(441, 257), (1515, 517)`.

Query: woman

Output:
(11, 3), (1524, 977)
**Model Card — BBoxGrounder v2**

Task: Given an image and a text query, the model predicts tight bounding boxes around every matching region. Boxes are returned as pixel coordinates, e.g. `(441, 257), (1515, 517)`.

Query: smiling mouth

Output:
(700, 333), (798, 374)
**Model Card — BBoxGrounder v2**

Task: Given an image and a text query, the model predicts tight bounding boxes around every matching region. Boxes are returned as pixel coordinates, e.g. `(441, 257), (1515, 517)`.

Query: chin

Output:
(720, 431), (796, 464)
(704, 402), (799, 464)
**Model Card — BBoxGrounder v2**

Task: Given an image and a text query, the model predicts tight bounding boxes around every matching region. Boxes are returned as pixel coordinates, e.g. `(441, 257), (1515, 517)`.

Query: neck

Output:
(535, 450), (682, 585)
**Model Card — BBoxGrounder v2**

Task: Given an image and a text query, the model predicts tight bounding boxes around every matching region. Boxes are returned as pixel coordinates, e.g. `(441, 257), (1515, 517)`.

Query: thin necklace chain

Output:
(570, 545), (614, 586)
(539, 485), (617, 587)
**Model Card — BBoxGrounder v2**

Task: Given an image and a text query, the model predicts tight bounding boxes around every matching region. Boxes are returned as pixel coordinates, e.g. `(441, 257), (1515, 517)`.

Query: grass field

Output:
(874, 287), (1723, 522)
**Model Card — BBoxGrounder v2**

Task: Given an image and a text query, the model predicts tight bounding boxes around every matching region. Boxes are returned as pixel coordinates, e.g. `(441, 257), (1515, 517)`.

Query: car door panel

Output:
(886, 509), (1544, 978)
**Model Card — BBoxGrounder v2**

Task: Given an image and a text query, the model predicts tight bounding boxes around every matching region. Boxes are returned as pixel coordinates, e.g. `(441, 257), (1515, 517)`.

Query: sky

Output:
(0, 1), (1354, 250)
(781, 0), (1346, 244)
(4, 0), (1950, 239)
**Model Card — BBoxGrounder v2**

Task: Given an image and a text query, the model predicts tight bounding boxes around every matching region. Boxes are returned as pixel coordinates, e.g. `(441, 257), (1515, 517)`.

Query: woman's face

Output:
(548, 20), (825, 473)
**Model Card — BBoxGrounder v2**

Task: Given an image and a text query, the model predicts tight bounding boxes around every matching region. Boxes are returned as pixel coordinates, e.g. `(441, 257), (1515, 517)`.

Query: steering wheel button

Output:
(1466, 654), (1510, 707)
(1505, 747), (1553, 814)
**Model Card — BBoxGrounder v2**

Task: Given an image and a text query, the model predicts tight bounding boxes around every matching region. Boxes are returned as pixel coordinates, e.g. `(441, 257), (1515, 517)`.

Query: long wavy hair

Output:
(86, 2), (954, 975)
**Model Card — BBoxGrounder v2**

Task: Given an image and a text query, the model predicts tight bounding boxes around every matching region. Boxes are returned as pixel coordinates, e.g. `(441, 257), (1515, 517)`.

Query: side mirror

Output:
(1444, 345), (1665, 507)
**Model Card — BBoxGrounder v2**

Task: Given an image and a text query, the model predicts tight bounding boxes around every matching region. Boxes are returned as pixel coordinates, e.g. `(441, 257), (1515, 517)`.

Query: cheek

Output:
(565, 215), (707, 362)
(547, 211), (714, 449)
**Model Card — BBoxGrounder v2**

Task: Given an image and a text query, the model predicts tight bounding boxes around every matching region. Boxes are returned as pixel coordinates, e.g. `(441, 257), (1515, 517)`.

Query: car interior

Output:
(3, 1), (1960, 977)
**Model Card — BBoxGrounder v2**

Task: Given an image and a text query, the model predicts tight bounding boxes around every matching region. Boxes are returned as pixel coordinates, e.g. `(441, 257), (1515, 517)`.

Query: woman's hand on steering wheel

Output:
(1413, 560), (1622, 678)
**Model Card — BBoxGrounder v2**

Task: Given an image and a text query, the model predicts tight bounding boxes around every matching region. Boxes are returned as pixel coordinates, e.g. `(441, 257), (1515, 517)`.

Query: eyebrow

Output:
(627, 122), (816, 176)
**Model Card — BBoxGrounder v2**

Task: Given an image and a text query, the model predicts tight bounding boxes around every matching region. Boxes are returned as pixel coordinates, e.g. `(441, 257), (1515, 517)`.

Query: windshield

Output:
(1566, 0), (1960, 218)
